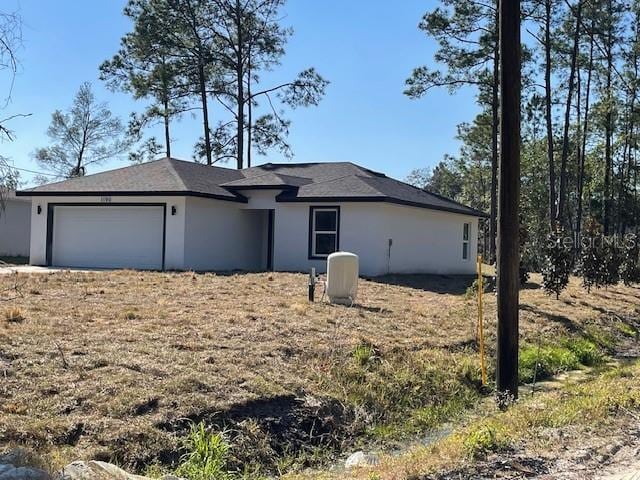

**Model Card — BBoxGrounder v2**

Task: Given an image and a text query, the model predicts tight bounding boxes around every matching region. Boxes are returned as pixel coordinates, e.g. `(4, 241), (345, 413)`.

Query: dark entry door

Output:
(267, 209), (274, 271)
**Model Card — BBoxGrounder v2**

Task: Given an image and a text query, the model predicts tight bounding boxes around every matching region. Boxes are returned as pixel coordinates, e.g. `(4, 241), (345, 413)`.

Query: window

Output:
(462, 222), (471, 260)
(309, 207), (340, 258)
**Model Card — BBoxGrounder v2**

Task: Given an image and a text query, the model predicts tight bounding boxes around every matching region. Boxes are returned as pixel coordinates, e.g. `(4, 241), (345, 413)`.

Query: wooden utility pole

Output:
(496, 0), (521, 405)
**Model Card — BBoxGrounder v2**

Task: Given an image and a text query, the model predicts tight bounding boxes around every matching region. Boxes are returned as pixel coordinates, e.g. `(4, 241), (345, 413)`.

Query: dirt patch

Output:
(157, 393), (355, 471)
(419, 422), (640, 479)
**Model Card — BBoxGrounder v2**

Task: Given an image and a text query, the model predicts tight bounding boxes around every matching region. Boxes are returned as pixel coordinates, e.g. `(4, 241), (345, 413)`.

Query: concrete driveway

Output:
(0, 265), (95, 275)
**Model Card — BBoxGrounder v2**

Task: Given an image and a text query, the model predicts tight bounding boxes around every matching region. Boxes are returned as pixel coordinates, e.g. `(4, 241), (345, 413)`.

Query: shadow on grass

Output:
(519, 303), (582, 333)
(521, 280), (541, 290)
(367, 274), (476, 295)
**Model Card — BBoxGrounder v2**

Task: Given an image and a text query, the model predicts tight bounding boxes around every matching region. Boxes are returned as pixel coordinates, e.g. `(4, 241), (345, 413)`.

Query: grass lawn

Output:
(0, 270), (639, 477)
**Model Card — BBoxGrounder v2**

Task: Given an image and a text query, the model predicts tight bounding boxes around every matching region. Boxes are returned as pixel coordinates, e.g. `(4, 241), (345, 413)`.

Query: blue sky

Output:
(1, 0), (479, 186)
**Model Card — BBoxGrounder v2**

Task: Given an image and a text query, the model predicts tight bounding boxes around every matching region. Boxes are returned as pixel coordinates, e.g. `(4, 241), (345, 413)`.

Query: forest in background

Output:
(406, 0), (640, 280)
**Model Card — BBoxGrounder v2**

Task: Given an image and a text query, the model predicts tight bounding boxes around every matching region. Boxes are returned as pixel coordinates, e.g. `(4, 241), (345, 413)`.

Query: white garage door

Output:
(51, 205), (165, 270)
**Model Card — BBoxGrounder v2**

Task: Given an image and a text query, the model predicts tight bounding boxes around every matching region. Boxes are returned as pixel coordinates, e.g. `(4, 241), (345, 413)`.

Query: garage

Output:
(48, 204), (165, 270)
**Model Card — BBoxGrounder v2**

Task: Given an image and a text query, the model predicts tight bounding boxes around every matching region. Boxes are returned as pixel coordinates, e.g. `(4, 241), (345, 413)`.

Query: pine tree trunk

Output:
(603, 0), (614, 235)
(544, 0), (556, 228)
(247, 46), (252, 168)
(604, 49), (613, 235)
(620, 54), (638, 234)
(490, 20), (499, 264)
(163, 96), (171, 158)
(557, 1), (581, 225)
(576, 24), (594, 248)
(235, 0), (244, 170)
(198, 61), (212, 166)
(161, 58), (171, 159)
(619, 103), (633, 234)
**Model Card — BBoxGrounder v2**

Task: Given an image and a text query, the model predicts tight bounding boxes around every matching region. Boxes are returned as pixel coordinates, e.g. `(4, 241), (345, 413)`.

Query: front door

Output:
(267, 209), (274, 271)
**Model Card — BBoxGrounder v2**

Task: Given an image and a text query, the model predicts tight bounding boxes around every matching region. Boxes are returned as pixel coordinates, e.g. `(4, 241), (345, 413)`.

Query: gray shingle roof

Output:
(220, 172), (312, 189)
(19, 158), (486, 216)
(20, 158), (244, 201)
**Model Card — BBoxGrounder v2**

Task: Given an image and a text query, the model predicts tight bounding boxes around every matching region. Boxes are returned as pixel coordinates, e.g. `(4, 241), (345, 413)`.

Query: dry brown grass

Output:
(0, 269), (638, 474)
(3, 306), (24, 323)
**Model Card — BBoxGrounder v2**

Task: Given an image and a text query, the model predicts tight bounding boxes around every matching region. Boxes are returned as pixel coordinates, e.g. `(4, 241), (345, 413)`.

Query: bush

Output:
(579, 218), (604, 292)
(465, 277), (492, 300)
(176, 423), (232, 480)
(602, 237), (621, 287)
(541, 225), (573, 299)
(620, 234), (640, 286)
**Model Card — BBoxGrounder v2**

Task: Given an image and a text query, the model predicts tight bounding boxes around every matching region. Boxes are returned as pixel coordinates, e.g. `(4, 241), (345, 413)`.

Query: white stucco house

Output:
(17, 158), (486, 276)
(0, 189), (31, 258)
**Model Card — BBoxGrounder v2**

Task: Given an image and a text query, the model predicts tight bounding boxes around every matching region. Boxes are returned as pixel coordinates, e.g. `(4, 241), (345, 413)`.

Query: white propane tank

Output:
(326, 252), (359, 305)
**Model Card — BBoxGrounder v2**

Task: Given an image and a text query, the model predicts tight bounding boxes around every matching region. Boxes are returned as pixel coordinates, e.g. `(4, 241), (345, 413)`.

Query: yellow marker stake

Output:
(477, 255), (487, 386)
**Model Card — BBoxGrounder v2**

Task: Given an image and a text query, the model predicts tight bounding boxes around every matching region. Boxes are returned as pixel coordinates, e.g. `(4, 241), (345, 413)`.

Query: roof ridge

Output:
(307, 173), (385, 193)
(167, 157), (241, 173)
(346, 161), (387, 178)
(164, 158), (188, 190)
(244, 161), (354, 169)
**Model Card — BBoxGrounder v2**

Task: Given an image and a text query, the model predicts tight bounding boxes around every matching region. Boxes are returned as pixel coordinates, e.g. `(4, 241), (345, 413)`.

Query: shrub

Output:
(541, 225), (573, 299)
(465, 277), (492, 300)
(602, 237), (621, 287)
(579, 218), (604, 292)
(4, 307), (25, 323)
(176, 423), (232, 480)
(620, 233), (640, 286)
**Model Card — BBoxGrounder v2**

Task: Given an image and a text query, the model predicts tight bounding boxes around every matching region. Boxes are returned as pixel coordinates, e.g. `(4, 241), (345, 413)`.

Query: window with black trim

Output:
(309, 207), (340, 258)
(462, 222), (471, 260)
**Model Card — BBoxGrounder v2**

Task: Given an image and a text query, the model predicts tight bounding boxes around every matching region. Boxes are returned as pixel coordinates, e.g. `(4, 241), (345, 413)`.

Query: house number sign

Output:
(101, 196), (112, 203)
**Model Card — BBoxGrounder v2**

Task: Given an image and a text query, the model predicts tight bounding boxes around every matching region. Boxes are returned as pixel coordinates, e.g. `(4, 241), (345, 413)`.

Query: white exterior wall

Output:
(0, 198), (31, 257)
(27, 195), (186, 269)
(273, 202), (479, 276)
(183, 196), (263, 271)
(24, 192), (480, 276)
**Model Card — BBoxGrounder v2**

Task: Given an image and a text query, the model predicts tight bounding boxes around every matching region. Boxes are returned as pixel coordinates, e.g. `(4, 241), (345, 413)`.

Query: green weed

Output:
(463, 424), (507, 459)
(352, 342), (379, 367)
(176, 423), (232, 480)
(563, 338), (604, 366)
(519, 344), (580, 383)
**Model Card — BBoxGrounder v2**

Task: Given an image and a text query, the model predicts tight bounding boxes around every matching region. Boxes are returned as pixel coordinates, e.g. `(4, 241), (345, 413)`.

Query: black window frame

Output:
(308, 206), (340, 259)
(462, 222), (471, 261)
